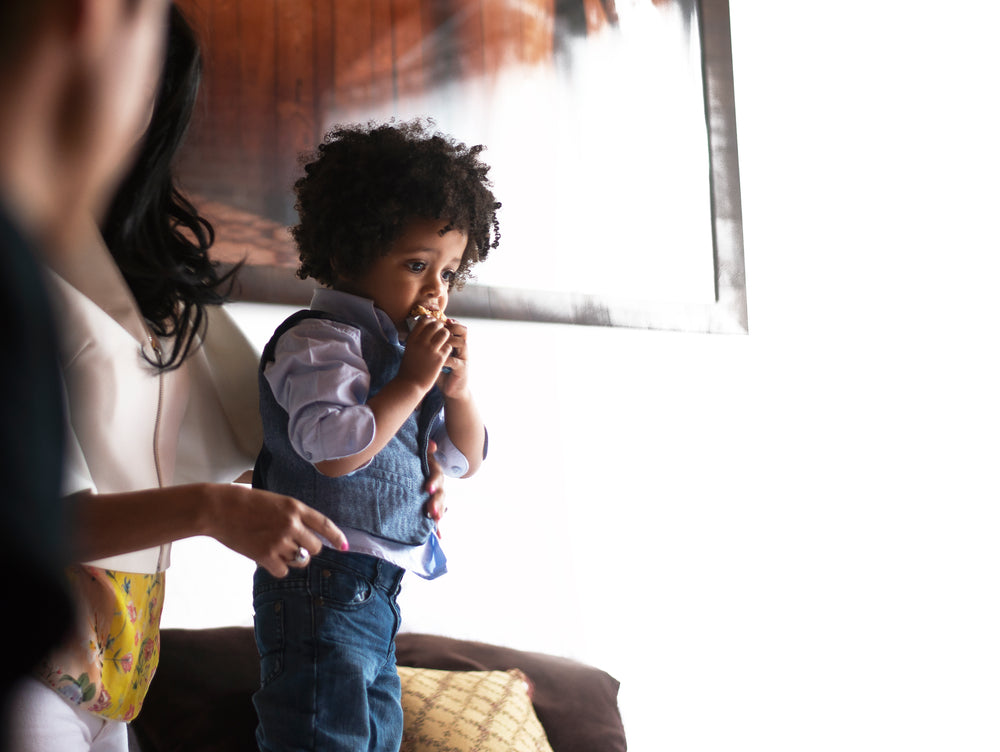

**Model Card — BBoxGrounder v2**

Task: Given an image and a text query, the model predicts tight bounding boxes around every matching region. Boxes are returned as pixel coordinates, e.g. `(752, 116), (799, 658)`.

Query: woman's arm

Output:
(69, 483), (348, 577)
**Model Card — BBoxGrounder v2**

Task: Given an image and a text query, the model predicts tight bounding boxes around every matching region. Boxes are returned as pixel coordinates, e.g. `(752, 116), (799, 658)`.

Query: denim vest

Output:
(253, 308), (443, 546)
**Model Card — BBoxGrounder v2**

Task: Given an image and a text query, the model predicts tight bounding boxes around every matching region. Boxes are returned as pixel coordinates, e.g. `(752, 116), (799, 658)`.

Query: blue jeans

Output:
(252, 549), (405, 752)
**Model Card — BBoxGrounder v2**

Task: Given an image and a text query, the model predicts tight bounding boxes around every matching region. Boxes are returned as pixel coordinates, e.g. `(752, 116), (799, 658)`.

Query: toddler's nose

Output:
(424, 276), (447, 300)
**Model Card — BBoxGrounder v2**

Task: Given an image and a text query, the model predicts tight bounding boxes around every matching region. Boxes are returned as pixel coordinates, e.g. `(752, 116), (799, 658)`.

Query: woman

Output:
(9, 7), (446, 750)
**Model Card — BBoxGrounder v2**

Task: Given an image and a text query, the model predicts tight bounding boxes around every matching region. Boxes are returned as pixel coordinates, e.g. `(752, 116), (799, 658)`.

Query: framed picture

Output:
(175, 0), (746, 333)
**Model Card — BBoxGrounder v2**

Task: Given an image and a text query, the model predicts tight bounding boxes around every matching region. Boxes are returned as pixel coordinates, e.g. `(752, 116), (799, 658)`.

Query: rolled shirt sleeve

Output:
(264, 314), (475, 476)
(430, 422), (470, 478)
(263, 318), (376, 464)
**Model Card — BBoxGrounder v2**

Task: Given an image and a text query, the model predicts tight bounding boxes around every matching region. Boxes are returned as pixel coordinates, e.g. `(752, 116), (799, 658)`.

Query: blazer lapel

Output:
(46, 220), (152, 350)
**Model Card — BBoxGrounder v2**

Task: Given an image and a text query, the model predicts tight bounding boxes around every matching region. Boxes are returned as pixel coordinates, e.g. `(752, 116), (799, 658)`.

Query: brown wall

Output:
(172, 0), (618, 229)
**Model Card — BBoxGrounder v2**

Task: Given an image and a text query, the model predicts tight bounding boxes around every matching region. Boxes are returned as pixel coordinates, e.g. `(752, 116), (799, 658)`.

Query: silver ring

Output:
(291, 546), (310, 565)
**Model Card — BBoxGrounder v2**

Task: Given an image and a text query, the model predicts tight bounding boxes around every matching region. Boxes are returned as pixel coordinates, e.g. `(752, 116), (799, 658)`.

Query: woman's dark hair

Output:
(101, 4), (237, 371)
(292, 119), (501, 289)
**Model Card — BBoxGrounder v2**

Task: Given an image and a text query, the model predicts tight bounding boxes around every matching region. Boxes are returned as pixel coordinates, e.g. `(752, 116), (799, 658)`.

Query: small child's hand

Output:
(399, 316), (451, 392)
(423, 440), (448, 538)
(439, 318), (472, 399)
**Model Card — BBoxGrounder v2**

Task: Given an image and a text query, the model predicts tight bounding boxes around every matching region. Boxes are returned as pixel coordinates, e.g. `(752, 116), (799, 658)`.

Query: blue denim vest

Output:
(253, 308), (444, 546)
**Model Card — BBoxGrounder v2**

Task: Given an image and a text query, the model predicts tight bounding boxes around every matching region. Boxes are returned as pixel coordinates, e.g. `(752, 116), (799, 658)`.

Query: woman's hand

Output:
(202, 484), (349, 577)
(70, 483), (348, 578)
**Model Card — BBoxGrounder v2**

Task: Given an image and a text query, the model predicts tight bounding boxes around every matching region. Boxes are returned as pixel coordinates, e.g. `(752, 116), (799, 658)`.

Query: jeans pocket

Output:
(318, 567), (373, 611)
(254, 599), (285, 687)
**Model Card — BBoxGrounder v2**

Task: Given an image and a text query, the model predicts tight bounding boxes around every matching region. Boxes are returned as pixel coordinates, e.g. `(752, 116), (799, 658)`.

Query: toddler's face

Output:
(345, 217), (467, 334)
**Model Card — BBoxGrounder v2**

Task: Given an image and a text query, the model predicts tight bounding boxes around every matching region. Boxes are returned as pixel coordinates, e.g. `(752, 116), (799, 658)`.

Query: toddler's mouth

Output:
(405, 305), (453, 374)
(408, 304), (447, 322)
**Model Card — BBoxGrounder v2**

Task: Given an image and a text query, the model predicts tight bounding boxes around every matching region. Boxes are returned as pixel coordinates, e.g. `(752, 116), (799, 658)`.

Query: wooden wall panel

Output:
(370, 0), (396, 106)
(481, 0), (556, 71)
(236, 1), (278, 215)
(520, 0), (557, 65)
(332, 0), (374, 119)
(172, 0), (592, 262)
(275, 1), (316, 222)
(314, 1), (338, 131)
(391, 0), (427, 102)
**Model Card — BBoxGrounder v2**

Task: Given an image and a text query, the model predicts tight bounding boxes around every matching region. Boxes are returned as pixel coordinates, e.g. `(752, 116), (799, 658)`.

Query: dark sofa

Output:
(129, 627), (627, 752)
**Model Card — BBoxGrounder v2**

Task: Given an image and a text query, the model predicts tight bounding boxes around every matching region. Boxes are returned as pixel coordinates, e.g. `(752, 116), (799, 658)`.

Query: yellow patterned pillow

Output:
(398, 666), (554, 752)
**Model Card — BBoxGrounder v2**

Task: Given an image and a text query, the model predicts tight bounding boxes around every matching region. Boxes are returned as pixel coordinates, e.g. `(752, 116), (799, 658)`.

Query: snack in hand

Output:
(406, 305), (452, 373)
(409, 304), (447, 322)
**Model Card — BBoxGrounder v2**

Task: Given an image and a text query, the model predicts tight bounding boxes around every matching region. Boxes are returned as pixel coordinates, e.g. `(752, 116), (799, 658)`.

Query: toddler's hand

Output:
(423, 440), (448, 538)
(400, 317), (451, 392)
(439, 318), (472, 399)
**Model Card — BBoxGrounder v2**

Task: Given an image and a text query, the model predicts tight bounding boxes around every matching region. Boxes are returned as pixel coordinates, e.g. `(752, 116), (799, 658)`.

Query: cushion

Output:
(398, 666), (553, 752)
(396, 633), (626, 752)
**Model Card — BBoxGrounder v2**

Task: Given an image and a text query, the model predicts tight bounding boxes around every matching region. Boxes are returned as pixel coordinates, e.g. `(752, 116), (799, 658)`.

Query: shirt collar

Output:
(309, 287), (401, 345)
(45, 218), (151, 349)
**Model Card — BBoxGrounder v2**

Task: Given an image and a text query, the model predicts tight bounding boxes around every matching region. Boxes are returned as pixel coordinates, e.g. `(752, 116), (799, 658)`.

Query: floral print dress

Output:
(36, 566), (165, 721)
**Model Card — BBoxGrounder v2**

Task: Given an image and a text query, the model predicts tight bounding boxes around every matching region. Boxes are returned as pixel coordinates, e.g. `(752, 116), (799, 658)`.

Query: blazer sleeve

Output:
(174, 304), (264, 484)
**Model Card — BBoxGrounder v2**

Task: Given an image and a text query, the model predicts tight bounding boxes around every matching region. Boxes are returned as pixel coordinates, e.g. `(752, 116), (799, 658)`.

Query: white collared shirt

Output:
(47, 222), (262, 574)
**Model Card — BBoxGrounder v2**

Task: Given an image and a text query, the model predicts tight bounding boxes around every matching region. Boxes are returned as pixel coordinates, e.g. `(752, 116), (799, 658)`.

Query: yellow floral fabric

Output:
(36, 565), (164, 721)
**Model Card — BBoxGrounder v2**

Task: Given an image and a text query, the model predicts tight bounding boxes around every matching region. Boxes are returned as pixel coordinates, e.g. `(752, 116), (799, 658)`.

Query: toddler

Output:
(251, 119), (500, 751)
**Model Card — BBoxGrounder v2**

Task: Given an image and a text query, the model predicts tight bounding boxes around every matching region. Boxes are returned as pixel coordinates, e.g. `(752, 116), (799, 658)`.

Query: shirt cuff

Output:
(432, 427), (470, 477)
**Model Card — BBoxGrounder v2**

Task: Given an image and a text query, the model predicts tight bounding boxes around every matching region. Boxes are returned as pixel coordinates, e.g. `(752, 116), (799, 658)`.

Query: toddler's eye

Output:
(441, 270), (456, 283)
(406, 261), (427, 273)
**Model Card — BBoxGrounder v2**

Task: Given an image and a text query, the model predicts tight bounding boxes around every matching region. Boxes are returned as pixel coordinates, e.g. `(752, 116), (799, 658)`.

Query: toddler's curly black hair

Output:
(292, 118), (501, 289)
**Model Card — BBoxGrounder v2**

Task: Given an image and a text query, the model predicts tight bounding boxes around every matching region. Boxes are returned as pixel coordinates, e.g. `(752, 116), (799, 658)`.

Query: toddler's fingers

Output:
(424, 440), (448, 522)
(410, 316), (448, 341)
(446, 335), (464, 360)
(445, 320), (467, 337)
(425, 492), (447, 522)
(425, 440), (444, 489)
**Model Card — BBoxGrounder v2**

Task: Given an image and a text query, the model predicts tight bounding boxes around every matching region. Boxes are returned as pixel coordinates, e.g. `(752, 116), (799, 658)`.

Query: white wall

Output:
(161, 2), (1000, 750)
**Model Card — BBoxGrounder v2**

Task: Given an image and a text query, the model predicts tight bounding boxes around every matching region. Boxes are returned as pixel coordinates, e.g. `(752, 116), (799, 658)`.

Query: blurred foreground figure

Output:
(0, 0), (171, 749)
(5, 3), (352, 750)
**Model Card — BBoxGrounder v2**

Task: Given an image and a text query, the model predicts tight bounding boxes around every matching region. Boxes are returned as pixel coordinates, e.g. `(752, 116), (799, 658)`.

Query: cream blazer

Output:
(46, 224), (263, 574)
